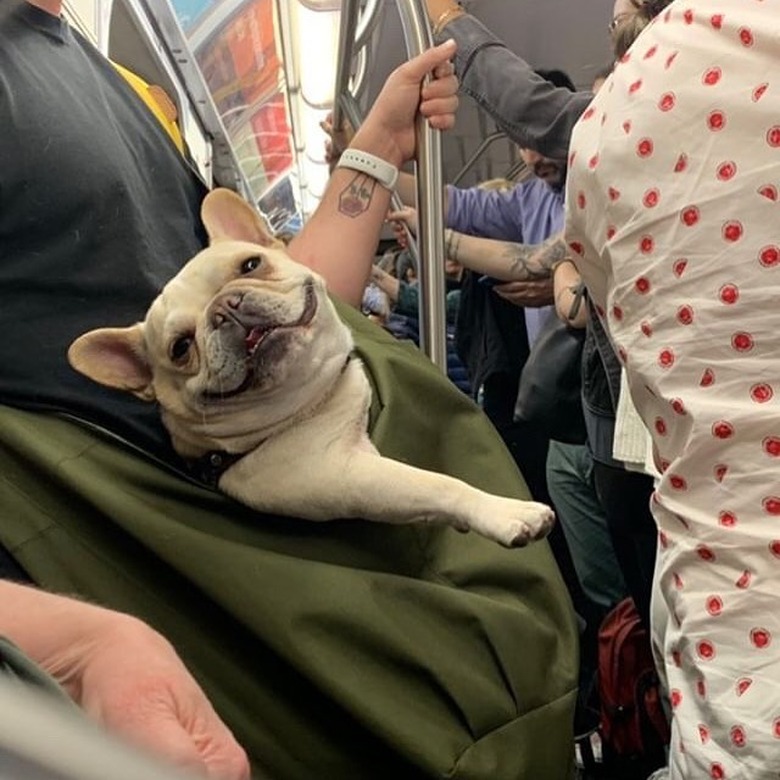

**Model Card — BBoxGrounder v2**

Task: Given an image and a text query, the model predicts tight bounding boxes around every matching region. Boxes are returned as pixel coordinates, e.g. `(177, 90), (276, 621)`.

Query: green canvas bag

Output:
(0, 303), (577, 779)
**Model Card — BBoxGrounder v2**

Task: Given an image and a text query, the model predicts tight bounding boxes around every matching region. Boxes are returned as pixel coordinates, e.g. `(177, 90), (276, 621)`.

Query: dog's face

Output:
(69, 188), (353, 456)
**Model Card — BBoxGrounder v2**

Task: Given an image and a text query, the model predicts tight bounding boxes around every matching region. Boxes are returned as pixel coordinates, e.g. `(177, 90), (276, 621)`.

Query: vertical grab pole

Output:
(395, 0), (448, 373)
(332, 0), (447, 372)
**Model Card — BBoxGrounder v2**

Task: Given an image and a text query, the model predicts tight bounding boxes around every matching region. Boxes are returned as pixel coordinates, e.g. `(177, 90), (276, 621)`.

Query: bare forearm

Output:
(444, 230), (568, 281)
(554, 259), (588, 328)
(288, 126), (402, 306)
(0, 582), (129, 692)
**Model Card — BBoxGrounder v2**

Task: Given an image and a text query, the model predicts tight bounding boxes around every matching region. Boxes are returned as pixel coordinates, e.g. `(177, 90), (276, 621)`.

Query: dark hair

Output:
(534, 68), (576, 93)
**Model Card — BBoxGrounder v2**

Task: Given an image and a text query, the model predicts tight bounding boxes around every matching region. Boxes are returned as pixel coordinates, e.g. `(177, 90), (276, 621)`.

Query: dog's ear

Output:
(201, 188), (280, 247)
(68, 325), (156, 402)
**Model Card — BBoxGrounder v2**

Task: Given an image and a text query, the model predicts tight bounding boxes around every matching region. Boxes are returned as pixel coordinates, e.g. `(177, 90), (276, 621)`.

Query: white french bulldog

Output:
(68, 188), (555, 547)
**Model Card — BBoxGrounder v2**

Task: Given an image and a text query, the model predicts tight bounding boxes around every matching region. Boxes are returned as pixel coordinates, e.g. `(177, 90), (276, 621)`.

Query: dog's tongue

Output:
(245, 326), (271, 354)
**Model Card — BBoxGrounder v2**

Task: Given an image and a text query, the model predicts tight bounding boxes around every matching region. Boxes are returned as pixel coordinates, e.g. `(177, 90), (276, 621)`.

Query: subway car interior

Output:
(4, 0), (728, 778)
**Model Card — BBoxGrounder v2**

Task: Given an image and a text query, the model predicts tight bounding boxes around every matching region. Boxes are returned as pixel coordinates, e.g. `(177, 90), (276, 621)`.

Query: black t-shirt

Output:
(0, 3), (209, 466)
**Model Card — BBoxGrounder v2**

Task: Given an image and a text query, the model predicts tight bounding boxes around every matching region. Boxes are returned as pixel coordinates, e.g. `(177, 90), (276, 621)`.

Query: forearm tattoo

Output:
(338, 173), (377, 218)
(503, 234), (569, 280)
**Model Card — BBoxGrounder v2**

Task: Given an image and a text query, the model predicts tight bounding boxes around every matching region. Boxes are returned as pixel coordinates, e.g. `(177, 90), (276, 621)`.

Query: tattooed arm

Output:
(443, 229), (569, 281)
(288, 42), (458, 306)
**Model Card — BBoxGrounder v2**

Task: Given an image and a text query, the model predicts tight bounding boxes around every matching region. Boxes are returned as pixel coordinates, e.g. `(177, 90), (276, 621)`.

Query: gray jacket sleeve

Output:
(435, 15), (594, 160)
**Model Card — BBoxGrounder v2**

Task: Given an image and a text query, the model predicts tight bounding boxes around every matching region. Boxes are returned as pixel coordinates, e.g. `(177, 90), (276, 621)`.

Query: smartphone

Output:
(477, 275), (503, 288)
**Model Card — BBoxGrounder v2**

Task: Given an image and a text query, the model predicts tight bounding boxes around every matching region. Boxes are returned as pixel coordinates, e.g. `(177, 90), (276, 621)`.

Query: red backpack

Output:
(598, 598), (670, 769)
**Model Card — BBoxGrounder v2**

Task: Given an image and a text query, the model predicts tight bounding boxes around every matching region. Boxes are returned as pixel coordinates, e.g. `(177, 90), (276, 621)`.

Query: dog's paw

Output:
(473, 497), (556, 548)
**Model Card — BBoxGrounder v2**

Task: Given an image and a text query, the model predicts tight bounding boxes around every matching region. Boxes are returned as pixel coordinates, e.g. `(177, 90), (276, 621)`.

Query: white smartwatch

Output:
(336, 149), (399, 191)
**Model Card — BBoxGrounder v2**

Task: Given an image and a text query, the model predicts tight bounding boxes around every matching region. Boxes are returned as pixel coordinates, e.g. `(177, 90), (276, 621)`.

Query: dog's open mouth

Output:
(202, 280), (318, 401)
(243, 279), (317, 357)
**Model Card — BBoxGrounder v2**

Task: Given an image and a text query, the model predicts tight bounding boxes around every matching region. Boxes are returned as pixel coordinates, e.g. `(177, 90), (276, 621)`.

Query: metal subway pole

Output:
(333, 0), (448, 373)
(395, 0), (448, 373)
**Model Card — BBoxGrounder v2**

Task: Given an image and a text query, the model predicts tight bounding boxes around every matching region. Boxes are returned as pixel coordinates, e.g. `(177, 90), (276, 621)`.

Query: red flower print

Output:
(697, 640), (716, 660)
(700, 368), (715, 386)
(718, 511), (737, 527)
(677, 305), (694, 325)
(739, 27), (754, 47)
(708, 110), (726, 131)
(681, 206), (700, 226)
(722, 221), (743, 242)
(697, 545), (716, 562)
(637, 138), (654, 158)
(659, 92), (676, 112)
(763, 497), (780, 515)
(716, 161), (737, 181)
(753, 83), (769, 102)
(730, 725), (747, 749)
(750, 627), (772, 648)
(731, 332), (754, 352)
(712, 421), (734, 439)
(759, 245), (780, 267)
(736, 678), (752, 697)
(763, 436), (780, 457)
(706, 595), (723, 616)
(719, 284), (739, 304)
(710, 763), (725, 780)
(702, 67), (722, 86)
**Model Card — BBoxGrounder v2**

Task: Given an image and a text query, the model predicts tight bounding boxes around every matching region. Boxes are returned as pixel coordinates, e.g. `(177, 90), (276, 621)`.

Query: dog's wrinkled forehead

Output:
(143, 239), (319, 350)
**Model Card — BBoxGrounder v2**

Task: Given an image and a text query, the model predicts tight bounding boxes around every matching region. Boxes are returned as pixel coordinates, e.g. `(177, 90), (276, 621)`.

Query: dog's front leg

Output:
(320, 449), (555, 548)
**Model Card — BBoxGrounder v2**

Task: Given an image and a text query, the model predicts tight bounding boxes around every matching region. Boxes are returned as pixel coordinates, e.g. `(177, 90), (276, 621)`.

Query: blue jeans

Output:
(546, 440), (627, 611)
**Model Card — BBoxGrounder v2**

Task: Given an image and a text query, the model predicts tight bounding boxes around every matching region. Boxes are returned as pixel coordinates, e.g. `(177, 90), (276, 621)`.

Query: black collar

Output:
(187, 450), (245, 489)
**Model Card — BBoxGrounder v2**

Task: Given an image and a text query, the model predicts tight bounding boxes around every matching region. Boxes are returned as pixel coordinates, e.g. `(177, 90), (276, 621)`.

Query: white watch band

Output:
(336, 149), (399, 191)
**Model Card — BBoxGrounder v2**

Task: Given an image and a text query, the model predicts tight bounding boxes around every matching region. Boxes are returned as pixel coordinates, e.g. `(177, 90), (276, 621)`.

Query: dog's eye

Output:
(170, 334), (193, 364)
(240, 255), (263, 274)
